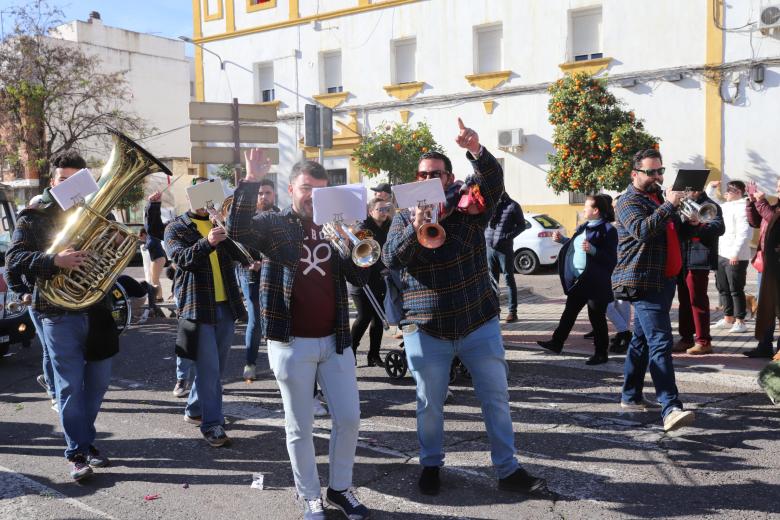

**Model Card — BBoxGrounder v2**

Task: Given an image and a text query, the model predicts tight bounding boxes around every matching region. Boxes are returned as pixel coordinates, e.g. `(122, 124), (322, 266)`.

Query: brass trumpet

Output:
(417, 203), (446, 249)
(323, 219), (381, 268)
(656, 182), (718, 223)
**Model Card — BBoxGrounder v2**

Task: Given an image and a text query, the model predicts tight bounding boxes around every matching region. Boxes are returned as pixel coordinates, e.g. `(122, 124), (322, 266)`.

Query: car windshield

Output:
(533, 215), (562, 229)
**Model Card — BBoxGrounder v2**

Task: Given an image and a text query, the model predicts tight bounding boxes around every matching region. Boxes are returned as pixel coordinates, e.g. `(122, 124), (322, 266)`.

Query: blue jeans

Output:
(487, 243), (518, 314)
(40, 312), (112, 460)
(29, 309), (55, 397)
(176, 356), (194, 381)
(268, 335), (361, 498)
(403, 317), (520, 479)
(185, 303), (234, 432)
(621, 279), (683, 419)
(239, 272), (262, 365)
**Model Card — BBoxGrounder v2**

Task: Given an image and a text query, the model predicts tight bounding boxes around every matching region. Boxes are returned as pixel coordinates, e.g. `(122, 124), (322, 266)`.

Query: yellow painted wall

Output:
(522, 204), (583, 236)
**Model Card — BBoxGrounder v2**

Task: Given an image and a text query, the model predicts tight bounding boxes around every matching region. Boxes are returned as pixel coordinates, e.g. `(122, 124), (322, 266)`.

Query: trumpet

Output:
(323, 220), (389, 330)
(416, 203), (446, 249)
(656, 182), (718, 223)
(323, 219), (381, 268)
(204, 201), (256, 266)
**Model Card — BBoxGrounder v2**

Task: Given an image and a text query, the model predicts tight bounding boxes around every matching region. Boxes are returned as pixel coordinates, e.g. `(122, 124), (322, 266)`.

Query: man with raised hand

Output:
(228, 151), (370, 520)
(382, 118), (546, 496)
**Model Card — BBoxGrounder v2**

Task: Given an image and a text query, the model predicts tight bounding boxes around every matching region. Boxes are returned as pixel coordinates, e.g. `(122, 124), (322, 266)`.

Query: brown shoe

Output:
(673, 339), (694, 353)
(686, 342), (713, 355)
(504, 313), (518, 324)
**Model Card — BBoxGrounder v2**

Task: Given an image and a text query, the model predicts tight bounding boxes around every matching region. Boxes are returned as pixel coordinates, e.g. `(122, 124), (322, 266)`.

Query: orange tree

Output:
(351, 121), (443, 184)
(547, 72), (659, 194)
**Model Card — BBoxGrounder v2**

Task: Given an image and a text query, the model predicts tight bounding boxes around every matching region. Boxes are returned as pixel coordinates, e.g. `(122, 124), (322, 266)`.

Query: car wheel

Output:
(513, 249), (539, 275)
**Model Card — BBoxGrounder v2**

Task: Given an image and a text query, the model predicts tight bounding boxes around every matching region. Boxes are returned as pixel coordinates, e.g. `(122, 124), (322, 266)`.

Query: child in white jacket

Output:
(706, 180), (752, 332)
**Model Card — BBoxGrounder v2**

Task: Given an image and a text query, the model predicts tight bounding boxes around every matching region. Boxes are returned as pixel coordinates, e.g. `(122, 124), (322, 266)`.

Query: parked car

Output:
(512, 213), (566, 274)
(0, 184), (35, 358)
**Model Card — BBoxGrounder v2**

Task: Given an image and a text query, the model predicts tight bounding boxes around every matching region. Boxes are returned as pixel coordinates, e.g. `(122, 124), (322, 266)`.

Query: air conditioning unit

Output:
(759, 3), (780, 31)
(497, 128), (525, 152)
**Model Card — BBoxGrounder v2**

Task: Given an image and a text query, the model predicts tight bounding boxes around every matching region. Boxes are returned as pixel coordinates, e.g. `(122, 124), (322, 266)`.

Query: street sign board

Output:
(189, 124), (278, 143)
(189, 101), (277, 122)
(190, 146), (280, 165)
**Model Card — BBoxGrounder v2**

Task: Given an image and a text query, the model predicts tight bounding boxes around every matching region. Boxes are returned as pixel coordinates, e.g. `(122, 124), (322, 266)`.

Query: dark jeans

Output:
(487, 242), (518, 314)
(757, 272), (779, 351)
(677, 269), (711, 344)
(715, 257), (748, 319)
(239, 272), (262, 365)
(350, 287), (386, 358)
(622, 279), (684, 419)
(552, 285), (609, 355)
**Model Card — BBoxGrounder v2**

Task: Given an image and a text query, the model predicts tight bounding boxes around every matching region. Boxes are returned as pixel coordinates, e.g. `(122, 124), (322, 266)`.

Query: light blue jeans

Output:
(40, 312), (112, 460)
(268, 335), (361, 499)
(606, 299), (631, 333)
(29, 308), (55, 397)
(185, 303), (234, 433)
(176, 356), (194, 381)
(403, 317), (520, 479)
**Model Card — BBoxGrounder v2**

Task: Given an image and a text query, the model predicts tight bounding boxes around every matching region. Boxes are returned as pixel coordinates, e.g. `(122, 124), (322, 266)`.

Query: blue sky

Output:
(0, 1), (193, 50)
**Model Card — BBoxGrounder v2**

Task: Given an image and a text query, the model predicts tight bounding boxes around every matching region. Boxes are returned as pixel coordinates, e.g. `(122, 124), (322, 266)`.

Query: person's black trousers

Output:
(350, 288), (386, 359)
(715, 256), (748, 319)
(553, 285), (609, 355)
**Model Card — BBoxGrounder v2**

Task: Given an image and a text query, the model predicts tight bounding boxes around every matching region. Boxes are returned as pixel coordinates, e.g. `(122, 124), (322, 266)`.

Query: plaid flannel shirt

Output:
(227, 182), (367, 354)
(164, 213), (244, 323)
(4, 206), (65, 314)
(381, 148), (503, 340)
(612, 184), (680, 294)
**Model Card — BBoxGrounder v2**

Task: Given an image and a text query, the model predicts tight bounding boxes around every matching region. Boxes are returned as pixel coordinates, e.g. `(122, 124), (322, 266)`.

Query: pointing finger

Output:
(457, 117), (465, 131)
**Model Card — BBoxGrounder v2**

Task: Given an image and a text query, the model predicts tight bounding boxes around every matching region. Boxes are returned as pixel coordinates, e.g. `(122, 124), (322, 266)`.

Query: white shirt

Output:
(718, 198), (752, 260)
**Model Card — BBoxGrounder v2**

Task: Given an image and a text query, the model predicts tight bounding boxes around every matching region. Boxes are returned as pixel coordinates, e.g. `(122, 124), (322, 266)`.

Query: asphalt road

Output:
(1, 268), (778, 520)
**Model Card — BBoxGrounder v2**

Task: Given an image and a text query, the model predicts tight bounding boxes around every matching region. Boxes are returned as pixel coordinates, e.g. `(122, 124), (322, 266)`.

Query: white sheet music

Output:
(186, 179), (225, 211)
(312, 184), (367, 225)
(391, 178), (446, 209)
(50, 169), (99, 211)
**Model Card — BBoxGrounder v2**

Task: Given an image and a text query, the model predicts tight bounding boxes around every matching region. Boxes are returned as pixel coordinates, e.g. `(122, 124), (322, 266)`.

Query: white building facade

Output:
(193, 0), (780, 232)
(51, 12), (196, 218)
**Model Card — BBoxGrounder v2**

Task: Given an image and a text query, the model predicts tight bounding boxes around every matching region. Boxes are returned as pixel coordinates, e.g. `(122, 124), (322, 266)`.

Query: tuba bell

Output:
(39, 128), (172, 310)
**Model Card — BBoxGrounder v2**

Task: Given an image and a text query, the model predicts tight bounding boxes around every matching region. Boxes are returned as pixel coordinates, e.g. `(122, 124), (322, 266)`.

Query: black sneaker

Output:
(367, 355), (384, 368)
(585, 353), (608, 365)
(498, 468), (546, 493)
(325, 487), (370, 520)
(744, 347), (773, 358)
(537, 340), (563, 354)
(69, 454), (93, 481)
(203, 425), (231, 447)
(87, 446), (110, 468)
(418, 466), (440, 495)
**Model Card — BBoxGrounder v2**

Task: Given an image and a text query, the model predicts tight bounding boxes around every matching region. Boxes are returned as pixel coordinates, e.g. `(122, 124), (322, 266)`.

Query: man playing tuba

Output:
(5, 151), (116, 481)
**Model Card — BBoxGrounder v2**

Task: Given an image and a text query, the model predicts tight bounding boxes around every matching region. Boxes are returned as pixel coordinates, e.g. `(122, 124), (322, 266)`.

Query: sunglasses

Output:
(634, 167), (666, 177)
(374, 206), (392, 213)
(416, 169), (449, 180)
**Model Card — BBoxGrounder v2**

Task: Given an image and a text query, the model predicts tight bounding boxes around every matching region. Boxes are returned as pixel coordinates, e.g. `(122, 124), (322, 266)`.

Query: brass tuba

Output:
(39, 128), (172, 310)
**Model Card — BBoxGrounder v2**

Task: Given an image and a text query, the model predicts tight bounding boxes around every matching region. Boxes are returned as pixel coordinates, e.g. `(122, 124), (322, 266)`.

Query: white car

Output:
(512, 213), (566, 274)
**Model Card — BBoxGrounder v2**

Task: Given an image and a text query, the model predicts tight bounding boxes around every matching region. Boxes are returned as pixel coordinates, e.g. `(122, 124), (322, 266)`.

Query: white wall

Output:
(197, 0), (780, 209)
(52, 18), (191, 160)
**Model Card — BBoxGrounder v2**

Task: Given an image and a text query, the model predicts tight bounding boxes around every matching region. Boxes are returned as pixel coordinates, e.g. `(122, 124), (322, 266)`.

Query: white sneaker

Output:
(242, 364), (256, 381)
(711, 318), (731, 330)
(313, 397), (329, 417)
(729, 322), (748, 333)
(663, 408), (695, 432)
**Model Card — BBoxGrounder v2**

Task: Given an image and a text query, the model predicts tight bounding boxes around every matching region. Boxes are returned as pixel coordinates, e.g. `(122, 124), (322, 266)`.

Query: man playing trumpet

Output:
(228, 153), (370, 520)
(382, 118), (546, 496)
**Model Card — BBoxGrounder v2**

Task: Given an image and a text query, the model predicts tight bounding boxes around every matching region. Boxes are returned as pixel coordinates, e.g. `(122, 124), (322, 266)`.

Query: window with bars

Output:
(327, 168), (347, 186)
(475, 24), (502, 73)
(393, 38), (416, 84)
(254, 62), (274, 102)
(322, 51), (343, 94)
(571, 7), (603, 62)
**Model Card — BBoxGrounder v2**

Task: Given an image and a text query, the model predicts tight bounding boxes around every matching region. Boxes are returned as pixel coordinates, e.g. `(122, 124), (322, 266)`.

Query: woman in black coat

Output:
(537, 194), (618, 365)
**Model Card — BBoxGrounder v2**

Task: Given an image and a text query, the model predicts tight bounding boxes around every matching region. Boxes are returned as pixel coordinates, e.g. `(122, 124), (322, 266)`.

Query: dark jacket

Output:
(558, 220), (618, 304)
(746, 197), (780, 262)
(5, 204), (119, 360)
(678, 193), (725, 271)
(612, 184), (681, 297)
(484, 193), (525, 249)
(227, 181), (368, 354)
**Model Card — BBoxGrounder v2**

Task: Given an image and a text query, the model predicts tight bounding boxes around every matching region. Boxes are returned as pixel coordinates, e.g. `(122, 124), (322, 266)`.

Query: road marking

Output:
(0, 465), (118, 520)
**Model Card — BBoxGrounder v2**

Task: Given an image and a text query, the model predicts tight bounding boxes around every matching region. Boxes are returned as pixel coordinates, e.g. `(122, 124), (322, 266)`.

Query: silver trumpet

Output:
(656, 182), (718, 223)
(323, 220), (389, 330)
(323, 219), (381, 268)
